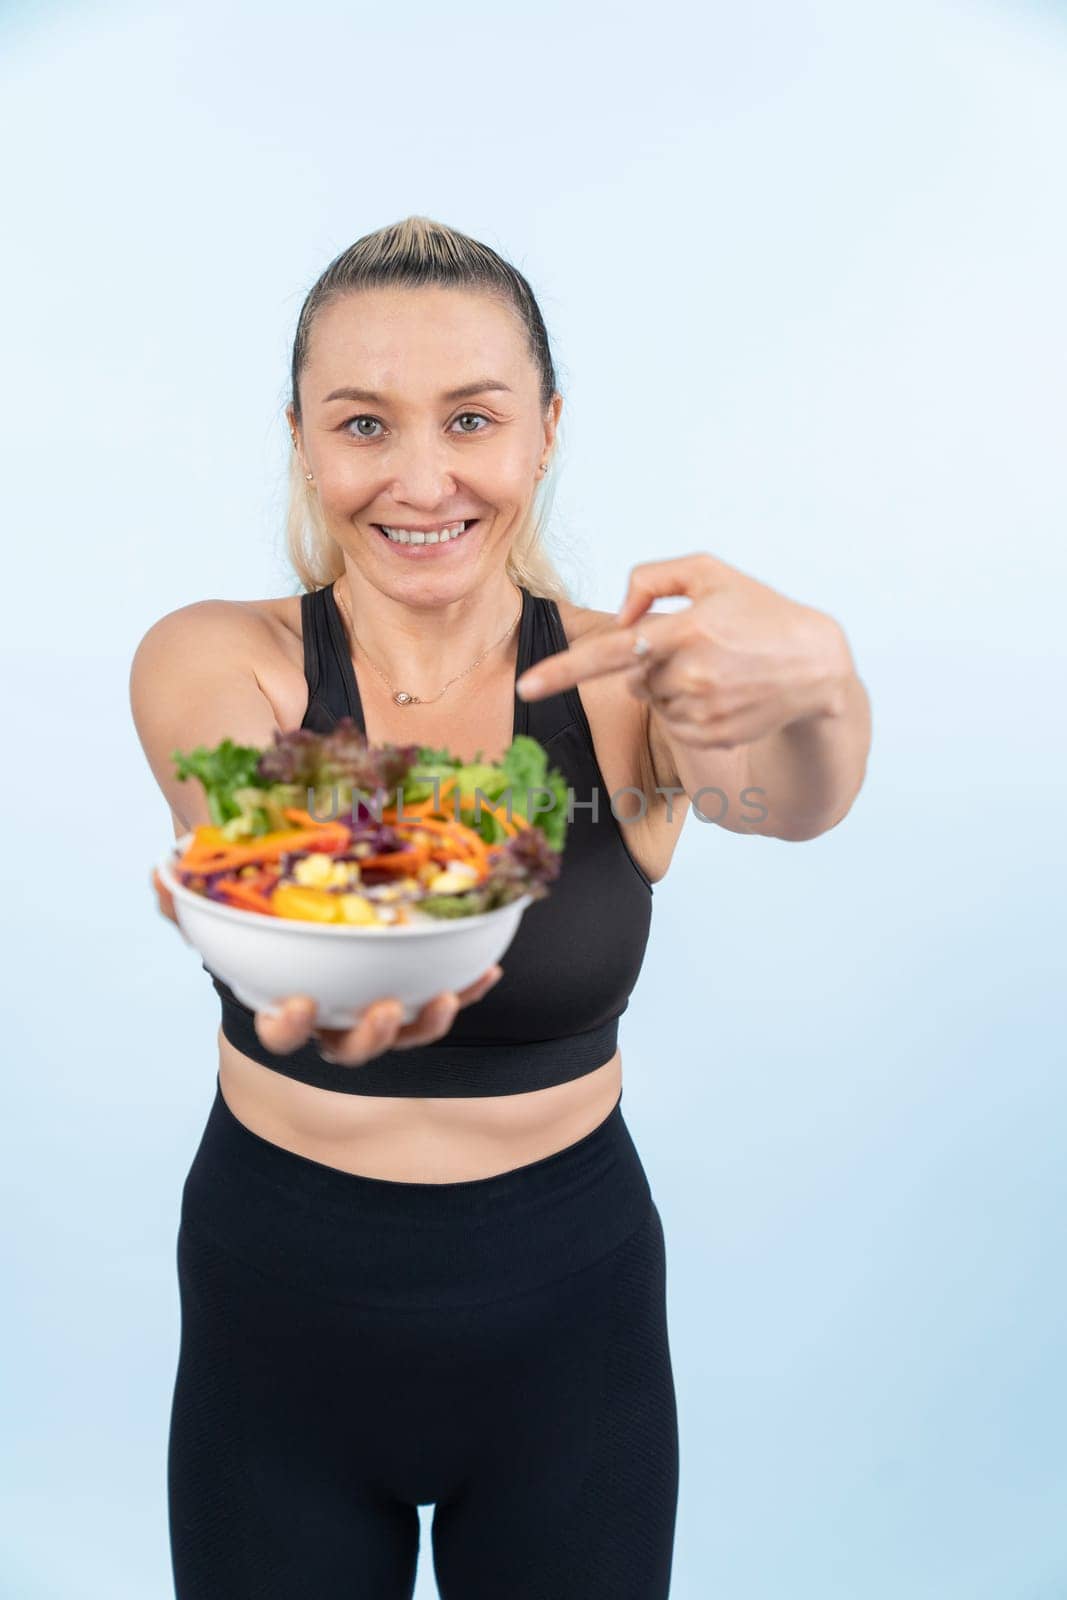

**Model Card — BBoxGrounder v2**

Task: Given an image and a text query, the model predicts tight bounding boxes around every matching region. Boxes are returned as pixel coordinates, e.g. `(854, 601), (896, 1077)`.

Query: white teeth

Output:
(379, 520), (470, 545)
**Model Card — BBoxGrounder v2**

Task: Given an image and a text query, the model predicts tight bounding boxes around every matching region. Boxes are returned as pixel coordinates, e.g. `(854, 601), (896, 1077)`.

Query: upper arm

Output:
(129, 601), (282, 835)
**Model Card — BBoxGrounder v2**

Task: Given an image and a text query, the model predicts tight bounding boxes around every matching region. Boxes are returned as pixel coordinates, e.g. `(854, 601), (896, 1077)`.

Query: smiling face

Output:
(288, 286), (562, 595)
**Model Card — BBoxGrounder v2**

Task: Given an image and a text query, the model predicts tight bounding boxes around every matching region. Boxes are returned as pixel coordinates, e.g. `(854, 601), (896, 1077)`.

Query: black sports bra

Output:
(205, 583), (654, 1097)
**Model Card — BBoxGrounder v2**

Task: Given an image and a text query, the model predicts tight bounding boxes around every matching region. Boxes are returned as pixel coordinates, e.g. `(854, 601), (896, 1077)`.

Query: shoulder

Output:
(555, 595), (612, 646)
(130, 594), (309, 726)
(129, 596), (314, 834)
(132, 596), (274, 655)
(132, 594), (307, 664)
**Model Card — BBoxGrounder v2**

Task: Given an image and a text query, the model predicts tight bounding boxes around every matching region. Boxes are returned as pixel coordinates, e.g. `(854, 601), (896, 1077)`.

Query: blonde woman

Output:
(132, 215), (870, 1598)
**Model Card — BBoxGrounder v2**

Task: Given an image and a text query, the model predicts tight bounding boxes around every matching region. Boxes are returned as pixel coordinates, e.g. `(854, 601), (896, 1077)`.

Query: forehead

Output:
(304, 286), (533, 398)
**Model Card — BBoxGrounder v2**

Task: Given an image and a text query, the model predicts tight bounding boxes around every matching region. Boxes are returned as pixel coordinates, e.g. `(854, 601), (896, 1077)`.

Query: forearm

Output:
(745, 652), (872, 840)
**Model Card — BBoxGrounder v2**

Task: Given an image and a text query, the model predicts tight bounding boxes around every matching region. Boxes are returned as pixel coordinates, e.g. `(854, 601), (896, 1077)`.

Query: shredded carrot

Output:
(357, 842), (432, 873)
(391, 817), (491, 872)
(177, 820), (350, 876)
(216, 880), (279, 916)
(382, 812), (495, 876)
(398, 777), (458, 816)
(241, 866), (283, 894)
(379, 819), (476, 870)
(179, 828), (233, 865)
(281, 806), (350, 829)
(386, 792), (528, 846)
(389, 813), (487, 849)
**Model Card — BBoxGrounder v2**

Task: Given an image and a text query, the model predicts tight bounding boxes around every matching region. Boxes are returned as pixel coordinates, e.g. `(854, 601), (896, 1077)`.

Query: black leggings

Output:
(168, 1076), (679, 1599)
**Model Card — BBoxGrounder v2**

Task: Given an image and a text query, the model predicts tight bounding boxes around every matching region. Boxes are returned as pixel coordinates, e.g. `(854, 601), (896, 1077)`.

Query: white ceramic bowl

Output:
(157, 834), (533, 1028)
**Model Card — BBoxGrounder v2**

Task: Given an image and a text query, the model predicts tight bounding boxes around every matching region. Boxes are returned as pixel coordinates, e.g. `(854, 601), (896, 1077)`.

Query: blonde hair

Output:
(285, 216), (570, 602)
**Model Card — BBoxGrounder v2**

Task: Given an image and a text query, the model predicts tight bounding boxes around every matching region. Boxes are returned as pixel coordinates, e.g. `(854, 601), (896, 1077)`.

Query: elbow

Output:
(772, 801), (856, 842)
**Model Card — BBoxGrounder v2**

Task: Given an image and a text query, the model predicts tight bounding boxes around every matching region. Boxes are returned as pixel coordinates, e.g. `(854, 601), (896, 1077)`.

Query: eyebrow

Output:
(320, 379), (514, 406)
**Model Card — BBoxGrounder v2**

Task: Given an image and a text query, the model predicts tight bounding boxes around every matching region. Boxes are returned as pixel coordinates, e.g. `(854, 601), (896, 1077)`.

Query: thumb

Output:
(614, 553), (724, 630)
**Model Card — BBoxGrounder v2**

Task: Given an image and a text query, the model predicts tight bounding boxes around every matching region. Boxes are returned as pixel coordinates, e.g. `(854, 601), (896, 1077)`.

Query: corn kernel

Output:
(293, 853), (338, 888)
(338, 894), (379, 926)
(427, 863), (481, 894)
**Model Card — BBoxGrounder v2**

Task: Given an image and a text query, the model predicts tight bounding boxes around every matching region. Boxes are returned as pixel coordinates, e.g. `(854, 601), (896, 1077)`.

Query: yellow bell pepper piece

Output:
(271, 885), (341, 923)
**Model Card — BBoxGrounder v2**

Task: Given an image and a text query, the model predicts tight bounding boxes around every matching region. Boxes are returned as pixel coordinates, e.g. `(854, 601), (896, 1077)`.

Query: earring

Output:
(305, 472), (314, 481)
(539, 462), (549, 474)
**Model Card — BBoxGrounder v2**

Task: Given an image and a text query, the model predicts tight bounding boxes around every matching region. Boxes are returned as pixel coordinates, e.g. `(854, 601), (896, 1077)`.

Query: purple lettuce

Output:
(256, 718), (421, 799)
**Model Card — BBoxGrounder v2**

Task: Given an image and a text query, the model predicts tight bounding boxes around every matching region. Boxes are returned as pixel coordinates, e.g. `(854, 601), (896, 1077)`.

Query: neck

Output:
(334, 566), (524, 693)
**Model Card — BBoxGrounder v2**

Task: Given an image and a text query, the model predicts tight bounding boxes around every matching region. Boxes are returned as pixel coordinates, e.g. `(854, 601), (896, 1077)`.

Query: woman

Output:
(132, 215), (870, 1598)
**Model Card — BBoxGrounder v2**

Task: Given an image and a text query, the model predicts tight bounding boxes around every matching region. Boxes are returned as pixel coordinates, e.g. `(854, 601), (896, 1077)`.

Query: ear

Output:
(543, 391), (563, 454)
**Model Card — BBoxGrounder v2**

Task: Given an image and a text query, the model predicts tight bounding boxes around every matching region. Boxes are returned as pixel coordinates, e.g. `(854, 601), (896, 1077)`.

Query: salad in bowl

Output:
(155, 719), (567, 1027)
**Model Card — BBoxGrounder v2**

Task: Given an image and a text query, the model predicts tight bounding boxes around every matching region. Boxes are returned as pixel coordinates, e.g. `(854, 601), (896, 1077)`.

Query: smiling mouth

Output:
(373, 520), (478, 547)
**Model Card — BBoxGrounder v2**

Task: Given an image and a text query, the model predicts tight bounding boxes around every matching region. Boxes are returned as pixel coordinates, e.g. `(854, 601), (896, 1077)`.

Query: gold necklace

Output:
(333, 580), (523, 707)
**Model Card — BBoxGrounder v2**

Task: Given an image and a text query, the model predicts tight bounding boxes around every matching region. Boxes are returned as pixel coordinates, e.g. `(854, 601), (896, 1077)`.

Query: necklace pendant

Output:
(393, 691), (417, 706)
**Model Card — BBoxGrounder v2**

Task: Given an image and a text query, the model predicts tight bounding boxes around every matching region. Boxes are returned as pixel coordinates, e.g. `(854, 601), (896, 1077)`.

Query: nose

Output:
(384, 433), (458, 508)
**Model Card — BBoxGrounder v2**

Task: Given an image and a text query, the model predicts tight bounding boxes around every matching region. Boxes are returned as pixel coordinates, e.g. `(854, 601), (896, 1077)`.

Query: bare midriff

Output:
(217, 1030), (624, 1183)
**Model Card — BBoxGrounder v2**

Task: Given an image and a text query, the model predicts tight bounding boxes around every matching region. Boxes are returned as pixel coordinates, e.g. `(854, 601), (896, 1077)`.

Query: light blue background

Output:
(2, 1), (1065, 1595)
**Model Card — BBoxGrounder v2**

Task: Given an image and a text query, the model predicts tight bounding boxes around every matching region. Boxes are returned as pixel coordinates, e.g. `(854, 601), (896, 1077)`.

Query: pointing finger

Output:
(516, 616), (674, 702)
